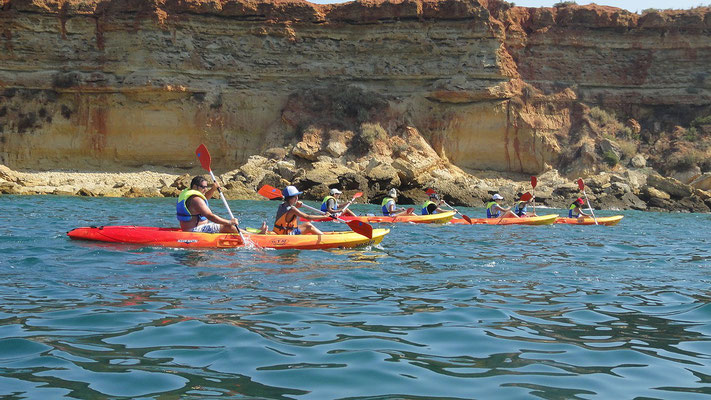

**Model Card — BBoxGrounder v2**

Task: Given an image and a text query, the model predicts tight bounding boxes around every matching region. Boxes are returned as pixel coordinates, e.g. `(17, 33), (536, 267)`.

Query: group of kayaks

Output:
(67, 210), (623, 251)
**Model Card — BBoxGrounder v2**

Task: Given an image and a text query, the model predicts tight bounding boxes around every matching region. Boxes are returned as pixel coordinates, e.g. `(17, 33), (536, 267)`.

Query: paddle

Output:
(577, 178), (599, 225)
(195, 144), (251, 246)
(337, 192), (363, 215)
(531, 176), (537, 215)
(495, 192), (531, 225)
(257, 185), (373, 239)
(426, 188), (472, 224)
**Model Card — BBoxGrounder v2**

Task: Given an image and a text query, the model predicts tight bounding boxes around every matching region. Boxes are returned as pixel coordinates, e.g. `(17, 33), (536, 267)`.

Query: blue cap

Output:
(283, 186), (303, 197)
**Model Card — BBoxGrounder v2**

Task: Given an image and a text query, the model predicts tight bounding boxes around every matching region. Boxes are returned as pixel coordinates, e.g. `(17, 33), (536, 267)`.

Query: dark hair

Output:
(190, 176), (207, 188)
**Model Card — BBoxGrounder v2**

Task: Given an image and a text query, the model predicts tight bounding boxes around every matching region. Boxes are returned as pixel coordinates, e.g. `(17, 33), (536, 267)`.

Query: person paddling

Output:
(513, 194), (537, 217)
(321, 188), (356, 217)
(486, 193), (518, 219)
(382, 189), (414, 217)
(421, 193), (445, 215)
(176, 176), (239, 233)
(568, 197), (591, 219)
(272, 186), (327, 235)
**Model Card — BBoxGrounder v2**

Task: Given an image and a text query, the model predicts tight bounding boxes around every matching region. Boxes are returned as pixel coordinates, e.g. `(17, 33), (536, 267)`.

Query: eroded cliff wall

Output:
(0, 0), (710, 178)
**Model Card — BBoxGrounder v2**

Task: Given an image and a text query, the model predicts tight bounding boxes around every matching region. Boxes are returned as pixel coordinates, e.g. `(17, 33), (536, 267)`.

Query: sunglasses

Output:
(199, 184), (209, 189)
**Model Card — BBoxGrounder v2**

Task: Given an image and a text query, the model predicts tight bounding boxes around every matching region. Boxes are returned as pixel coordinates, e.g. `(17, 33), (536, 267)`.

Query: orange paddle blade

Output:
(520, 192), (533, 202)
(353, 192), (363, 198)
(345, 220), (373, 239)
(531, 176), (537, 189)
(577, 178), (585, 191)
(196, 144), (211, 171)
(258, 184), (283, 200)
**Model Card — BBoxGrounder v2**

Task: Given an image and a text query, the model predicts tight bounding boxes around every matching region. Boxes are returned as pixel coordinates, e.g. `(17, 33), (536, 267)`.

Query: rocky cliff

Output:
(1, 0), (710, 211)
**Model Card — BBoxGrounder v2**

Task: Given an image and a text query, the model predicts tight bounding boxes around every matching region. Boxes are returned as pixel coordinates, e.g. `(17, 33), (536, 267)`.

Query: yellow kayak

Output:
(555, 215), (624, 226)
(307, 210), (455, 224)
(451, 214), (558, 225)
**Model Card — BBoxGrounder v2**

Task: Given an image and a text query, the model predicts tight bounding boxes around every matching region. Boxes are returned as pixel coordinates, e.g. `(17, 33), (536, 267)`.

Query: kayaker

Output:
(569, 197), (591, 218)
(321, 188), (356, 217)
(176, 176), (239, 233)
(513, 195), (537, 217)
(486, 194), (518, 219)
(421, 193), (445, 215)
(273, 186), (327, 235)
(382, 189), (414, 217)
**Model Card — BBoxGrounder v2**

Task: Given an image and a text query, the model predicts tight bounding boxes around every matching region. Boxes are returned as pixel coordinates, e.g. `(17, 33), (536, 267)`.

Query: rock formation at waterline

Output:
(1, 0), (710, 212)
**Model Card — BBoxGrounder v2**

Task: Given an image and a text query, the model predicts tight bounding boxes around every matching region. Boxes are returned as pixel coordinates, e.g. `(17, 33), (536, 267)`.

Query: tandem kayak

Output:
(450, 214), (558, 225)
(304, 210), (456, 224)
(554, 215), (624, 226)
(67, 226), (389, 250)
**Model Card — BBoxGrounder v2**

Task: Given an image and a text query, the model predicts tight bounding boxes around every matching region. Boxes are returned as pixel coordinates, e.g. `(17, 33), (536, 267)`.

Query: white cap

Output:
(492, 193), (504, 200)
(330, 188), (342, 195)
(282, 186), (303, 197)
(388, 188), (398, 197)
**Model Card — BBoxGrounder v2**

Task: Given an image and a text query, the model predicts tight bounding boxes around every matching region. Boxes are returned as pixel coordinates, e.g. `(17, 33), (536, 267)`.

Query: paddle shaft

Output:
(206, 169), (250, 243)
(336, 194), (360, 214)
(581, 188), (599, 225)
(299, 201), (350, 223)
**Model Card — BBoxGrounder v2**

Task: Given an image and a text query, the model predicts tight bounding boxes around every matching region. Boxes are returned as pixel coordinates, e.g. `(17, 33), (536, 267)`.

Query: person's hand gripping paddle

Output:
(195, 144), (255, 247)
(426, 188), (472, 224)
(338, 192), (363, 215)
(577, 178), (599, 225)
(258, 185), (373, 239)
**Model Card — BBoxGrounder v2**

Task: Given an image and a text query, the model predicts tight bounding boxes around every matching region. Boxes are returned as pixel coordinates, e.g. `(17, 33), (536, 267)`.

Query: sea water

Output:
(0, 195), (710, 399)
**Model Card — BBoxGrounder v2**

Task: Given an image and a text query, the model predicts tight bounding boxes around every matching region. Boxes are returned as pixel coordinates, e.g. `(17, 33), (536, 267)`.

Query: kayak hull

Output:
(67, 226), (389, 250)
(554, 215), (624, 226)
(306, 210), (455, 224)
(450, 214), (558, 225)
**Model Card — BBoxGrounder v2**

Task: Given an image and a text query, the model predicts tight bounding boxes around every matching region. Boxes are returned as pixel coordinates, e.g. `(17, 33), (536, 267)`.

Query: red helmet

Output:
(576, 197), (584, 205)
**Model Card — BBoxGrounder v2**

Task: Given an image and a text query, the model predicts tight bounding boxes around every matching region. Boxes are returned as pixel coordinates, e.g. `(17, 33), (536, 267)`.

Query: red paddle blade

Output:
(196, 144), (211, 171)
(520, 192), (533, 202)
(462, 215), (473, 224)
(425, 188), (437, 195)
(353, 192), (363, 198)
(531, 176), (537, 189)
(406, 207), (414, 214)
(258, 184), (283, 200)
(346, 220), (373, 239)
(577, 178), (585, 191)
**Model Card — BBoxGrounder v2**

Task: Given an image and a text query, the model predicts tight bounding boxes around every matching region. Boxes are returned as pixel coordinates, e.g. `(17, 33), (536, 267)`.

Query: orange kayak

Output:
(554, 215), (624, 226)
(305, 211), (455, 224)
(450, 214), (558, 225)
(67, 226), (389, 250)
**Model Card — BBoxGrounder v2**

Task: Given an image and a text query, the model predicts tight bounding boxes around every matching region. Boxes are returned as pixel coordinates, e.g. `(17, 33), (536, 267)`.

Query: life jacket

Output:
(321, 196), (337, 212)
(274, 202), (298, 234)
(176, 189), (208, 222)
(381, 197), (395, 216)
(421, 200), (437, 215)
(486, 201), (501, 218)
(514, 201), (527, 217)
(569, 203), (581, 218)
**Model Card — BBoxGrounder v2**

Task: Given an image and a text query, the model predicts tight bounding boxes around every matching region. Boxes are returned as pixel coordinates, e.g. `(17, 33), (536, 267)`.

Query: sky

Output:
(307, 0), (710, 13)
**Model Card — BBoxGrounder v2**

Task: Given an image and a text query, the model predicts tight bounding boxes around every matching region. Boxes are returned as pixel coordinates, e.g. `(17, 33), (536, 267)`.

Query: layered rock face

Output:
(1, 0), (710, 210)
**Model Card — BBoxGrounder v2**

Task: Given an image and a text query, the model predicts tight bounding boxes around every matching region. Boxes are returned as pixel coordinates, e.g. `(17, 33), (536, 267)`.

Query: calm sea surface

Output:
(1, 195), (710, 399)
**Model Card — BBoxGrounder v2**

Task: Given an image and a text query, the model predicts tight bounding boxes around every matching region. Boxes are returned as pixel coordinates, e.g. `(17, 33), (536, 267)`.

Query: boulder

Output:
(326, 141), (348, 158)
(630, 154), (646, 168)
(0, 181), (19, 194)
(599, 138), (621, 160)
(258, 171), (288, 191)
(620, 192), (647, 210)
(263, 147), (288, 161)
(671, 166), (701, 184)
(365, 162), (400, 189)
(76, 188), (97, 197)
(690, 173), (711, 191)
(239, 155), (271, 185)
(171, 174), (191, 189)
(160, 186), (180, 197)
(292, 127), (323, 161)
(646, 174), (693, 199)
(642, 185), (671, 200)
(275, 160), (297, 181)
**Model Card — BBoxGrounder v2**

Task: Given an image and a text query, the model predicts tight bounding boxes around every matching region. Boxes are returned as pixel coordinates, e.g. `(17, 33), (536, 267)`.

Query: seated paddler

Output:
(321, 188), (356, 217)
(513, 194), (537, 217)
(177, 176), (239, 233)
(421, 192), (445, 215)
(273, 186), (327, 235)
(382, 188), (414, 217)
(485, 193), (518, 219)
(568, 197), (591, 219)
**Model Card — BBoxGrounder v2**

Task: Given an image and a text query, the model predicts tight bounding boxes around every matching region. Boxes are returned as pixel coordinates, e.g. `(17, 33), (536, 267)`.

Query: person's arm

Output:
(326, 198), (339, 213)
(293, 202), (330, 220)
(204, 182), (219, 199)
(190, 197), (238, 226)
(576, 206), (589, 217)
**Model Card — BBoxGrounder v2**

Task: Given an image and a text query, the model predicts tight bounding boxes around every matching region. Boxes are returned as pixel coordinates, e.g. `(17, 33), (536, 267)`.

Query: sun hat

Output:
(330, 188), (342, 195)
(492, 193), (504, 200)
(388, 188), (398, 197)
(283, 186), (303, 197)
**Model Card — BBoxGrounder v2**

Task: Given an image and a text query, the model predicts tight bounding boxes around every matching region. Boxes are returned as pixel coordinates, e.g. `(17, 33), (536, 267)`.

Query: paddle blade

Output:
(531, 176), (537, 189)
(520, 192), (533, 202)
(258, 184), (283, 200)
(353, 192), (363, 198)
(406, 207), (414, 214)
(195, 144), (211, 171)
(577, 178), (585, 191)
(462, 215), (473, 225)
(425, 188), (437, 195)
(346, 220), (373, 239)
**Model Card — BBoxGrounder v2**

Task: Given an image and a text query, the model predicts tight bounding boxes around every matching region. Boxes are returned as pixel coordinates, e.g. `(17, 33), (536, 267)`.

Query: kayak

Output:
(450, 214), (558, 225)
(304, 210), (456, 224)
(555, 215), (624, 226)
(67, 226), (389, 250)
